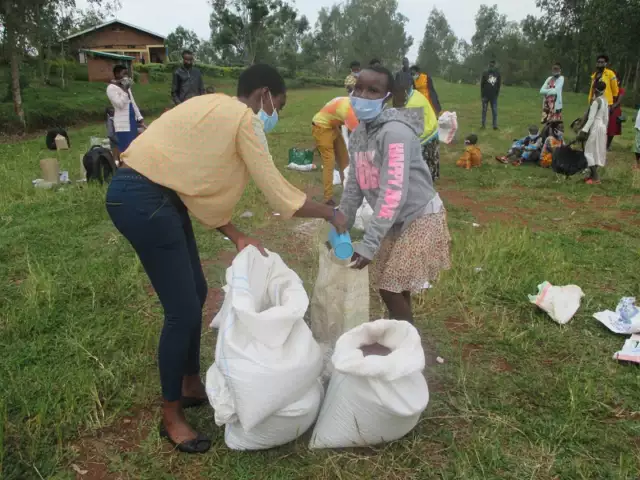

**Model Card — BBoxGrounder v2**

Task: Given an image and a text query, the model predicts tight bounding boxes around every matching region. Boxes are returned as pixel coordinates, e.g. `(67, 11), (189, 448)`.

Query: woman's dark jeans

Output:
(106, 168), (207, 402)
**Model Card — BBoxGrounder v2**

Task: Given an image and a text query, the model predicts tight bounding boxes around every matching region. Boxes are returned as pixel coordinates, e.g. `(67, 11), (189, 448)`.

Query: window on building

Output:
(78, 52), (87, 64)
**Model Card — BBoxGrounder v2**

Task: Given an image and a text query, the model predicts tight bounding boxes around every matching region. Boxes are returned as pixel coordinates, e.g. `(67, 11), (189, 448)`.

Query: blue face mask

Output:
(258, 92), (278, 133)
(350, 93), (389, 122)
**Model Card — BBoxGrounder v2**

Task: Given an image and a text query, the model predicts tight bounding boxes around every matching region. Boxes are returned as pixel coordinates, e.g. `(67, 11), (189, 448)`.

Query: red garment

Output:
(607, 87), (624, 136)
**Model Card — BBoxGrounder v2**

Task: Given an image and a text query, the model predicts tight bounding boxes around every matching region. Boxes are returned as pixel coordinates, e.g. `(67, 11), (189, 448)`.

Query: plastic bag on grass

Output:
(528, 281), (584, 325)
(309, 319), (429, 449)
(438, 111), (458, 144)
(207, 365), (323, 450)
(594, 297), (640, 334)
(207, 246), (323, 430)
(342, 166), (373, 231)
(310, 241), (369, 349)
(613, 334), (640, 364)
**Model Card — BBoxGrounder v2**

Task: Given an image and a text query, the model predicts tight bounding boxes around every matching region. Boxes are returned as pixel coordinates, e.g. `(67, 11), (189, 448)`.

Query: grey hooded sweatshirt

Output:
(339, 107), (438, 260)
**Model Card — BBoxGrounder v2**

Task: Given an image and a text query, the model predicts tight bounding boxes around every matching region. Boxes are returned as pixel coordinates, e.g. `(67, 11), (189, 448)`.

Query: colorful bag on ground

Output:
(288, 148), (314, 166)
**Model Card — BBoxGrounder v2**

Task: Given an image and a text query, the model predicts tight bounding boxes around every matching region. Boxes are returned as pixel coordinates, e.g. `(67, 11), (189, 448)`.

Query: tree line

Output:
(2, 0), (639, 128)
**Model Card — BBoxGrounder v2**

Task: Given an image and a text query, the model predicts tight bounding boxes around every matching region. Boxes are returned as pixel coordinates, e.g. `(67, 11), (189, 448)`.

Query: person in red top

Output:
(607, 76), (625, 150)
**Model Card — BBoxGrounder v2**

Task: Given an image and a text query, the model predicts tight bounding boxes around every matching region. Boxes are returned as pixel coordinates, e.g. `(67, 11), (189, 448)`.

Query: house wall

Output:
(88, 57), (124, 83)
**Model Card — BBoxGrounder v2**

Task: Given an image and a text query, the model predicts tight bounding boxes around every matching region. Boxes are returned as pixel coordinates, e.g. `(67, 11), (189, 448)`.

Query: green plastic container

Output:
(288, 148), (314, 166)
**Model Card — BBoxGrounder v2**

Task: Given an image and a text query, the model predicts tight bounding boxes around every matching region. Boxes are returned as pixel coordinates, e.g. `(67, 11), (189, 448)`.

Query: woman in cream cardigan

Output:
(106, 65), (146, 153)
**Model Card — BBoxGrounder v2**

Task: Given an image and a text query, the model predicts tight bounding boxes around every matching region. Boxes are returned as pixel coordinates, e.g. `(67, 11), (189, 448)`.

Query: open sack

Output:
(206, 246), (323, 450)
(309, 319), (429, 449)
(310, 241), (370, 350)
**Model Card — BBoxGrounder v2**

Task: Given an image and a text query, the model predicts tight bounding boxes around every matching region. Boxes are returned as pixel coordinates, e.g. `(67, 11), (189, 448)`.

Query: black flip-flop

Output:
(159, 424), (211, 454)
(181, 396), (208, 409)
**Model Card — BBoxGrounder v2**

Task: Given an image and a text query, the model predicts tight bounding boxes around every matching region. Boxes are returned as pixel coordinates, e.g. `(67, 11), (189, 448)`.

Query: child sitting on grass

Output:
(496, 125), (542, 165)
(540, 123), (564, 168)
(456, 134), (482, 169)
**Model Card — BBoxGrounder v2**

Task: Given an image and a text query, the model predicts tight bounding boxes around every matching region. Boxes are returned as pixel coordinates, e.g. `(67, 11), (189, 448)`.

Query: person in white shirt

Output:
(106, 65), (145, 153)
(577, 80), (608, 184)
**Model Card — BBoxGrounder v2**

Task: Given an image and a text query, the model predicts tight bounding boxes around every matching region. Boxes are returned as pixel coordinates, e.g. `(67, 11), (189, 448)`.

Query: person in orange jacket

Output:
(456, 134), (482, 169)
(410, 65), (441, 115)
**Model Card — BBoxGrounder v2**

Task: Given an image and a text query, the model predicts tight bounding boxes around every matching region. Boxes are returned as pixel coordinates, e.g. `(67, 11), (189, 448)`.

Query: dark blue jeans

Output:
(482, 97), (498, 128)
(106, 168), (207, 402)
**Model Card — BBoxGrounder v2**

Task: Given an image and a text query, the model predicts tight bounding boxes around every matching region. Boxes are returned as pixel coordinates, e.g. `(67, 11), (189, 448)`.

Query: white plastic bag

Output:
(613, 334), (640, 364)
(333, 169), (342, 185)
(438, 111), (458, 144)
(342, 166), (373, 230)
(207, 364), (323, 450)
(309, 320), (429, 449)
(310, 242), (369, 348)
(207, 246), (323, 430)
(594, 297), (640, 334)
(528, 281), (584, 325)
(286, 163), (316, 172)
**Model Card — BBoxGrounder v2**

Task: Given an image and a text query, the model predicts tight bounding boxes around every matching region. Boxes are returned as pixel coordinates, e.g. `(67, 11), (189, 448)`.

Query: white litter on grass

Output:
(422, 282), (432, 290)
(223, 237), (230, 241)
(594, 297), (640, 335)
(474, 267), (483, 273)
(273, 212), (281, 217)
(472, 223), (480, 228)
(528, 281), (584, 325)
(613, 334), (640, 364)
(240, 211), (254, 219)
(436, 356), (445, 364)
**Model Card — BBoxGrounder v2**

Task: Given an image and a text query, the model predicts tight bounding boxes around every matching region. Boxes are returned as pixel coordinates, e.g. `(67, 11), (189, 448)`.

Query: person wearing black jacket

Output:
(171, 50), (205, 105)
(481, 60), (501, 130)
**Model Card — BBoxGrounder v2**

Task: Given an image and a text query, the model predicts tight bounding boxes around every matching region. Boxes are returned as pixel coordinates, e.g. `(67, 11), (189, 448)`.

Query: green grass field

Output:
(1, 80), (639, 480)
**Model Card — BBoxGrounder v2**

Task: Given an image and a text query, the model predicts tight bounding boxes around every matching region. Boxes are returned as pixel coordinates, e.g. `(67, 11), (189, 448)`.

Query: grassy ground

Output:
(1, 81), (639, 480)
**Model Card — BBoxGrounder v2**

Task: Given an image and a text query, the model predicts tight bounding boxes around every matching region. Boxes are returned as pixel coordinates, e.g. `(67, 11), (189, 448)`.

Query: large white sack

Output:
(438, 111), (458, 144)
(342, 166), (373, 230)
(209, 246), (323, 430)
(224, 379), (323, 451)
(309, 320), (429, 449)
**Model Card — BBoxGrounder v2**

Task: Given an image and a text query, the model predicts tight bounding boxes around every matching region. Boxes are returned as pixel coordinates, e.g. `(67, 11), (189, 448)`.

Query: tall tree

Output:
(210, 0), (305, 65)
(314, 5), (347, 75)
(417, 8), (457, 76)
(166, 26), (201, 61)
(341, 0), (413, 70)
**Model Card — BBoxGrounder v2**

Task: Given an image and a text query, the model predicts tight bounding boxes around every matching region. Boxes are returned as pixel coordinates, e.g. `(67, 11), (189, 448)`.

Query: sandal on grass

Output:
(159, 424), (211, 454)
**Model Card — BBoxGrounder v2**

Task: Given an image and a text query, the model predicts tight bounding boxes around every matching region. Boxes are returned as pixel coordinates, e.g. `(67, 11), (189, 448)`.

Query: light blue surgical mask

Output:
(350, 93), (389, 122)
(258, 92), (278, 133)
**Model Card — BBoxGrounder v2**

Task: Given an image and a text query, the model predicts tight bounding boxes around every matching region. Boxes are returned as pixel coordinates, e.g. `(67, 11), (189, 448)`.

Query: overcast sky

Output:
(76, 0), (541, 61)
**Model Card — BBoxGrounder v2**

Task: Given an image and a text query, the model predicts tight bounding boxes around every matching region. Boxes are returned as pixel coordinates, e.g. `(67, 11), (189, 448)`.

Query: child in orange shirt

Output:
(456, 134), (482, 169)
(540, 123), (564, 168)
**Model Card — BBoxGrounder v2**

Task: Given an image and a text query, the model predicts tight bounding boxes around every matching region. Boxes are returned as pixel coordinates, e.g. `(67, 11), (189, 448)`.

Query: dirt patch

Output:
(460, 343), (483, 362)
(203, 287), (223, 320)
(492, 357), (514, 373)
(443, 316), (471, 333)
(71, 408), (156, 480)
(440, 189), (529, 226)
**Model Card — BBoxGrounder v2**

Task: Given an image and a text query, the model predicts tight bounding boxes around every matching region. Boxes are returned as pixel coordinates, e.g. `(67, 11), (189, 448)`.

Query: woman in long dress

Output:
(579, 80), (609, 184)
(540, 63), (564, 125)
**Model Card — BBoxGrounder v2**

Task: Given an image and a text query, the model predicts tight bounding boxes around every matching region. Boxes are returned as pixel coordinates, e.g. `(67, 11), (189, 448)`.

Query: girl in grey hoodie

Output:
(340, 66), (451, 322)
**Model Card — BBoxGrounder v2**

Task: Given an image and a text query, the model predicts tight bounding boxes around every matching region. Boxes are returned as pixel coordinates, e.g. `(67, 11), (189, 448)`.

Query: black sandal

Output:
(159, 424), (211, 454)
(181, 396), (208, 409)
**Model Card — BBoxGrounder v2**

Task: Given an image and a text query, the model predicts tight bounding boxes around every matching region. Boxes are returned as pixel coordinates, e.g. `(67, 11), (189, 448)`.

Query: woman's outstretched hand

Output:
(330, 209), (348, 234)
(350, 252), (370, 270)
(235, 235), (267, 256)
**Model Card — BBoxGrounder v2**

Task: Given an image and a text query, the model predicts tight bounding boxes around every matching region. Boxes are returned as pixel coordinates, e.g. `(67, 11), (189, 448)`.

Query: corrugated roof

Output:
(66, 19), (166, 41)
(80, 49), (136, 61)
